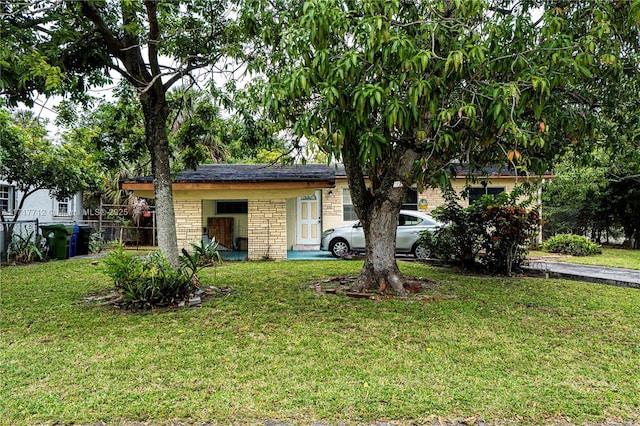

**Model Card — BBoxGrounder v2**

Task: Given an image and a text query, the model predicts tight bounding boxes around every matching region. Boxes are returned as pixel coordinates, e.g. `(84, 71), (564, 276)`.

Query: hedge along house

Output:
(121, 164), (335, 260)
(122, 163), (552, 260)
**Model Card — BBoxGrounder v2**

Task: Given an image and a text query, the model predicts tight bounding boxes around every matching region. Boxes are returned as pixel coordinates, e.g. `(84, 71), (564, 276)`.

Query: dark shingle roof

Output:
(333, 163), (551, 178)
(129, 164), (335, 184)
(453, 163), (518, 176)
(453, 163), (554, 177)
(127, 162), (549, 186)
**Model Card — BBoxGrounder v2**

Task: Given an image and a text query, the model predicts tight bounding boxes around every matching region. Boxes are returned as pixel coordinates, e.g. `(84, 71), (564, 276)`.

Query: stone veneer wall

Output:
(418, 188), (447, 212)
(321, 187), (343, 220)
(174, 199), (203, 251)
(248, 199), (287, 260)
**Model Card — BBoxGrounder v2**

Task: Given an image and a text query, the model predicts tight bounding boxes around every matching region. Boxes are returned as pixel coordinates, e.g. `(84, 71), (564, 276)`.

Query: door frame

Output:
(296, 190), (322, 246)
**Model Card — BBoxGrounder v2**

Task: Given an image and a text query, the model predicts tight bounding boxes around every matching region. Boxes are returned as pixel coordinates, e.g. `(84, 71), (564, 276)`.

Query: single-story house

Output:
(122, 164), (552, 260)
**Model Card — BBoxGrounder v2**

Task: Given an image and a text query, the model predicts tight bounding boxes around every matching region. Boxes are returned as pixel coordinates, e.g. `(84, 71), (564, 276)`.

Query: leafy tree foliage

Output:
(168, 87), (286, 165)
(542, 155), (609, 238)
(1, 0), (241, 266)
(59, 84), (286, 193)
(544, 152), (640, 248)
(244, 0), (640, 294)
(58, 84), (149, 174)
(0, 109), (101, 253)
(605, 169), (640, 249)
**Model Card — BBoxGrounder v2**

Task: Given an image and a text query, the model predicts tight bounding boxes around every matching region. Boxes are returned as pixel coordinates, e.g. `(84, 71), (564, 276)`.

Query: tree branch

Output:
(106, 63), (138, 87)
(79, 2), (124, 56)
(144, 1), (162, 79)
(163, 63), (203, 91)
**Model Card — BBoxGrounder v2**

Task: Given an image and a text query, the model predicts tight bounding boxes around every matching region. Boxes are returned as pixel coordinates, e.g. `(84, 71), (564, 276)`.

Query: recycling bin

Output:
(75, 225), (94, 256)
(69, 225), (79, 257)
(40, 224), (75, 260)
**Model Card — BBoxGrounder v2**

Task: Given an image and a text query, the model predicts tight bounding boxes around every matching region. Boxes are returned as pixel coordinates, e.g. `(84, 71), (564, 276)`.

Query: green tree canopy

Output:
(1, 0), (243, 266)
(0, 108), (102, 252)
(544, 151), (640, 248)
(0, 109), (101, 201)
(245, 0), (640, 294)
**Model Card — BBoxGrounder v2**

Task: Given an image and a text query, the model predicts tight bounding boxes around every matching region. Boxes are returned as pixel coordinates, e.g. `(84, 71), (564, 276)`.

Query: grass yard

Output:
(1, 258), (639, 425)
(529, 247), (640, 270)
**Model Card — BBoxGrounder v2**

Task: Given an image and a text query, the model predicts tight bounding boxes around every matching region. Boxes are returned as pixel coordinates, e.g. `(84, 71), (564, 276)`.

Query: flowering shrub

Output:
(418, 191), (541, 275)
(480, 202), (541, 275)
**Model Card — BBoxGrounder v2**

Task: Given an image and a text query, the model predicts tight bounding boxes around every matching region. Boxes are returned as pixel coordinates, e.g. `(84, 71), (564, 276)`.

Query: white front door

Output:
(297, 191), (321, 245)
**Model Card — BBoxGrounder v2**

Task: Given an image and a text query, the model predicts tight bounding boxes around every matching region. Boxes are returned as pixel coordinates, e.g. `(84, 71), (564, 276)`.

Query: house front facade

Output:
(122, 164), (549, 260)
(0, 183), (84, 224)
(122, 164), (335, 260)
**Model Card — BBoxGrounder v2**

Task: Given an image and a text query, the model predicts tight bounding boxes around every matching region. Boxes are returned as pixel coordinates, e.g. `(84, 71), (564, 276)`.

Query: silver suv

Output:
(320, 210), (442, 259)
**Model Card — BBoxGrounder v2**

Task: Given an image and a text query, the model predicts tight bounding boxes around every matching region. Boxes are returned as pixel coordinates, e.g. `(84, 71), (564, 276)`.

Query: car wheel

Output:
(329, 238), (350, 258)
(413, 244), (431, 260)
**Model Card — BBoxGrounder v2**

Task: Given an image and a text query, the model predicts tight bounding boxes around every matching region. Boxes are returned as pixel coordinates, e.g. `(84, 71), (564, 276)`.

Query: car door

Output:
(395, 213), (423, 251)
(350, 222), (366, 249)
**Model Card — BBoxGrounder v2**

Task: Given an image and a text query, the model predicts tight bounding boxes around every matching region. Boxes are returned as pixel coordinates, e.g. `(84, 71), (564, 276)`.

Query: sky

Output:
(28, 54), (243, 142)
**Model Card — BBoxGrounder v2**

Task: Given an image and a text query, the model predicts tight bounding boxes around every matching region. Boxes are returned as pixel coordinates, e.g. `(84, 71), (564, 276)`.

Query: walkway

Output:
(219, 250), (335, 261)
(524, 260), (640, 289)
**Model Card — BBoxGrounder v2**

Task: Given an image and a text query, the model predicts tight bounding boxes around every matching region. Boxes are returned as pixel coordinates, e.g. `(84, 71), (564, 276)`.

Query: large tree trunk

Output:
(140, 92), (180, 267)
(342, 142), (421, 297)
(352, 198), (408, 297)
(78, 1), (180, 267)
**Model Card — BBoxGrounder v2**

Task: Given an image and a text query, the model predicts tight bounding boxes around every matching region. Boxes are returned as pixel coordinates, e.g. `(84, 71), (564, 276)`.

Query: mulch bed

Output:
(81, 285), (233, 310)
(307, 274), (454, 302)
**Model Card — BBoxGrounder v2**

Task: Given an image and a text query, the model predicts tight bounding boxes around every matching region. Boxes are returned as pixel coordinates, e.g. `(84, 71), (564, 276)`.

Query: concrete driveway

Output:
(525, 260), (640, 289)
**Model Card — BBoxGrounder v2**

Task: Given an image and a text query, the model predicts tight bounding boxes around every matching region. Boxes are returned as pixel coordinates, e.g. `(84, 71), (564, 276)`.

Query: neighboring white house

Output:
(0, 180), (83, 255)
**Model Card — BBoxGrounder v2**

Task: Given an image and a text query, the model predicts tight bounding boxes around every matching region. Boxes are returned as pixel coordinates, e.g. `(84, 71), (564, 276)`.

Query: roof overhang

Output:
(453, 173), (556, 179)
(121, 180), (334, 191)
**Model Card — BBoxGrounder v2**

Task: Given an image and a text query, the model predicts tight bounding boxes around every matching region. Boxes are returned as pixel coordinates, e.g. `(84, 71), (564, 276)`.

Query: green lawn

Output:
(1, 258), (639, 425)
(529, 247), (640, 270)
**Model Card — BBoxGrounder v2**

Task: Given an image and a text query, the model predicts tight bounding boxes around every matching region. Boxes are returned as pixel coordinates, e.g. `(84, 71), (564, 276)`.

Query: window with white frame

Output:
(0, 185), (14, 214)
(56, 196), (74, 216)
(342, 188), (358, 221)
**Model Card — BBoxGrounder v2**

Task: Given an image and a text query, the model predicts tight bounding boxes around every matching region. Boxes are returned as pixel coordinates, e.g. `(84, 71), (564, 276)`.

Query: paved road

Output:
(524, 260), (640, 289)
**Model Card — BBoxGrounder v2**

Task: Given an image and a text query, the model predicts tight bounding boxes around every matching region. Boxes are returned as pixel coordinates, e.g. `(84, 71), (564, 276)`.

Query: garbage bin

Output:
(76, 225), (93, 256)
(40, 224), (75, 260)
(69, 225), (80, 257)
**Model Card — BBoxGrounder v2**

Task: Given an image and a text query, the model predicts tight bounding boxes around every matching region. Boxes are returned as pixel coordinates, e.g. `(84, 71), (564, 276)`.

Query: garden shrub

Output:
(188, 239), (223, 266)
(418, 191), (541, 275)
(417, 194), (484, 268)
(102, 244), (216, 309)
(7, 231), (47, 264)
(541, 234), (602, 256)
(478, 199), (541, 275)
